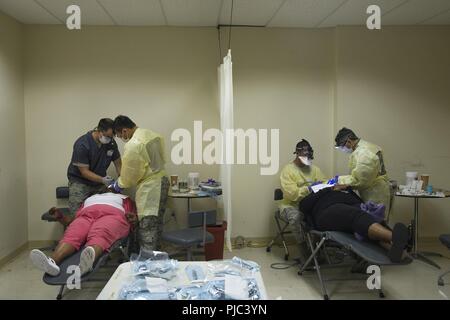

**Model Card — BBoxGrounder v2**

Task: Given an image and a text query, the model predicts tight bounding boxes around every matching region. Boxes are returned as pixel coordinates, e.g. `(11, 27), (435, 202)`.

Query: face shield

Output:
(295, 146), (314, 166)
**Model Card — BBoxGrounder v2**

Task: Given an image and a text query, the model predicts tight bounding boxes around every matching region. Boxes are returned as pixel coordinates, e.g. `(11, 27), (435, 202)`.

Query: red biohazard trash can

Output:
(205, 221), (227, 261)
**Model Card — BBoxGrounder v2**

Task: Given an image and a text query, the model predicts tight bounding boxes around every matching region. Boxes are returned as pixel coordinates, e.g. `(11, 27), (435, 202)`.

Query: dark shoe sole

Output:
(388, 223), (408, 262)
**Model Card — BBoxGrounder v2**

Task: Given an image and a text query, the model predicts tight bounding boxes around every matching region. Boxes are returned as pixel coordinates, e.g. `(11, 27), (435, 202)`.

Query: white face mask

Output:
(298, 156), (312, 166)
(119, 130), (130, 143)
(99, 135), (111, 144)
(337, 146), (353, 154)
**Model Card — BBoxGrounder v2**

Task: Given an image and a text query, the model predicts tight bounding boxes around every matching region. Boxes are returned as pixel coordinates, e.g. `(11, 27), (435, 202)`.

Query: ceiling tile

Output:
(422, 8), (450, 24)
(38, 0), (114, 25)
(0, 0), (61, 24)
(319, 0), (406, 27)
(1, 0), (450, 26)
(219, 0), (285, 26)
(268, 0), (348, 28)
(162, 0), (222, 26)
(383, 0), (450, 25)
(98, 0), (165, 26)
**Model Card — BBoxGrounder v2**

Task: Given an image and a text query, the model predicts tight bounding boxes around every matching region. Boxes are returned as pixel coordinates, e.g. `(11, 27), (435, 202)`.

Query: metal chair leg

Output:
(186, 247), (193, 261)
(299, 235), (326, 274)
(267, 215), (291, 260)
(56, 285), (65, 300)
(438, 270), (450, 286)
(305, 233), (329, 300)
(266, 216), (284, 251)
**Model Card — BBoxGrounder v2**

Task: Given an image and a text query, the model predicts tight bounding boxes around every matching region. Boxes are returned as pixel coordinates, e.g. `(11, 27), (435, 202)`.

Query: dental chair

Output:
(271, 188), (412, 300)
(266, 180), (400, 262)
(43, 237), (130, 300)
(40, 186), (131, 299)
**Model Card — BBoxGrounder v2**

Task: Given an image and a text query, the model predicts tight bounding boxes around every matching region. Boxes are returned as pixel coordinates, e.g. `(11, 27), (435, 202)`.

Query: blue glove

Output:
(109, 180), (123, 193)
(327, 175), (339, 185)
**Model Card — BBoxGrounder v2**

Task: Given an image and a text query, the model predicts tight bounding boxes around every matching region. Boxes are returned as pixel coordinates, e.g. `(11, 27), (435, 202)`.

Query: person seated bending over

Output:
(299, 186), (409, 262)
(30, 192), (137, 276)
(279, 139), (327, 260)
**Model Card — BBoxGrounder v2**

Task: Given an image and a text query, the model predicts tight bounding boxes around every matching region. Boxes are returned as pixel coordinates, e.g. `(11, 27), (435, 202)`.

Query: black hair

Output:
(113, 115), (136, 133)
(335, 127), (358, 147)
(97, 118), (114, 132)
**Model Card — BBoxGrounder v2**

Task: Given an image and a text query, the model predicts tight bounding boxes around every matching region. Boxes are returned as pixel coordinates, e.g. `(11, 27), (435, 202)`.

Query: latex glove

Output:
(327, 175), (339, 185)
(108, 180), (123, 193)
(102, 176), (114, 186)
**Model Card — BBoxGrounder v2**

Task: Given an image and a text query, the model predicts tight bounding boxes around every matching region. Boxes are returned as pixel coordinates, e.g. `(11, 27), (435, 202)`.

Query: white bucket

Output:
(188, 172), (200, 190)
(406, 172), (418, 187)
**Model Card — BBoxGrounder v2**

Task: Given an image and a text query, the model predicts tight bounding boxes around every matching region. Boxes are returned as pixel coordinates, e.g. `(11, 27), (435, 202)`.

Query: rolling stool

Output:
(162, 228), (214, 261)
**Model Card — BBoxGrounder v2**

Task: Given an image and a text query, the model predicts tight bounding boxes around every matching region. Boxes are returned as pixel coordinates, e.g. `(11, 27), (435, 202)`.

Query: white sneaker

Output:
(79, 246), (96, 276)
(30, 249), (60, 276)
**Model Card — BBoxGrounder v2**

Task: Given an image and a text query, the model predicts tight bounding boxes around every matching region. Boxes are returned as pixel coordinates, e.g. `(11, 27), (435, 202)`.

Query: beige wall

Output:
(228, 28), (335, 237)
(24, 26), (220, 240)
(335, 26), (450, 237)
(0, 12), (27, 260)
(19, 24), (450, 241)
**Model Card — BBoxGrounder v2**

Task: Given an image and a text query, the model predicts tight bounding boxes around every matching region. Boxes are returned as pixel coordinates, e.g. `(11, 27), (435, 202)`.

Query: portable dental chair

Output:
(267, 180), (400, 262)
(40, 186), (131, 300)
(272, 185), (412, 300)
(43, 238), (130, 300)
(438, 234), (450, 287)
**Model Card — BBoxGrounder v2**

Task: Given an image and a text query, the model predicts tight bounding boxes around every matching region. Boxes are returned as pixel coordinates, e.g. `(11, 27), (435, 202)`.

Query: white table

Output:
(97, 261), (268, 300)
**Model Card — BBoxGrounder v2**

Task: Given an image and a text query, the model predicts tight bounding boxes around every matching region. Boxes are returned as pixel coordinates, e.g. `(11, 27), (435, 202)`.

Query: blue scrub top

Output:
(67, 131), (120, 186)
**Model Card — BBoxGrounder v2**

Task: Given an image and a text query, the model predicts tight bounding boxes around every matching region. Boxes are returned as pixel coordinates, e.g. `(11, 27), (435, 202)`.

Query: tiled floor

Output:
(1, 241), (449, 300)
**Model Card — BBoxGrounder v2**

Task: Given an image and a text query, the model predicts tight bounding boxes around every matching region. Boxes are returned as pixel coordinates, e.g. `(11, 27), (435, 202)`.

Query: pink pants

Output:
(60, 204), (130, 252)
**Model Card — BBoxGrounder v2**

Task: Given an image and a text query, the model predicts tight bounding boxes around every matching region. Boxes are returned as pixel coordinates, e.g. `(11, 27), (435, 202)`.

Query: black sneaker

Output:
(388, 223), (409, 262)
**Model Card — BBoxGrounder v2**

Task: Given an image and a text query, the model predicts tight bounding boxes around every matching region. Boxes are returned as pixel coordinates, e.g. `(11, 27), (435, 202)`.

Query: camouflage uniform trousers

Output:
(134, 176), (170, 253)
(280, 206), (311, 263)
(68, 180), (107, 216)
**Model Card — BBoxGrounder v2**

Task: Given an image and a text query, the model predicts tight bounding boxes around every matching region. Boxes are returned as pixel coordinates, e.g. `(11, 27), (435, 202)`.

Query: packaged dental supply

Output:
(231, 256), (260, 272)
(207, 260), (246, 277)
(185, 264), (206, 282)
(225, 274), (248, 300)
(119, 279), (176, 300)
(175, 278), (261, 300)
(119, 277), (261, 300)
(130, 248), (169, 262)
(131, 259), (178, 279)
(145, 277), (168, 293)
